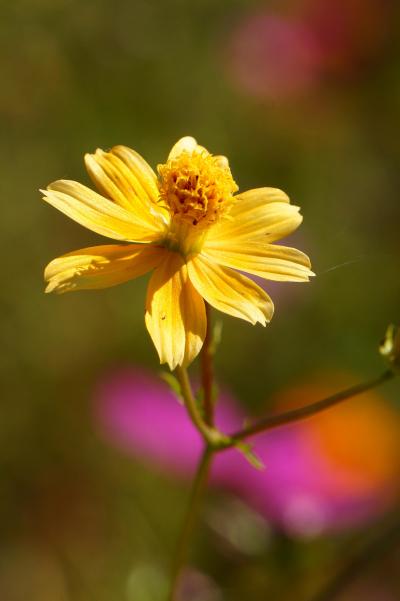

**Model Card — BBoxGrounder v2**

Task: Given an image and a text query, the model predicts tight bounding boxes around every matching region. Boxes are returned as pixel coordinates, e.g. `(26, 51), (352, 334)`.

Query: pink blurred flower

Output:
(95, 368), (241, 477)
(226, 11), (321, 101)
(306, 0), (392, 77)
(94, 368), (400, 537)
(225, 0), (392, 101)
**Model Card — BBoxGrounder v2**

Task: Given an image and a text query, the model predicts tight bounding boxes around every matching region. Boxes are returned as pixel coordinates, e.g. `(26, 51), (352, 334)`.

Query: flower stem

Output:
(175, 366), (228, 448)
(167, 446), (213, 601)
(169, 364), (220, 600)
(229, 369), (395, 443)
(201, 303), (215, 426)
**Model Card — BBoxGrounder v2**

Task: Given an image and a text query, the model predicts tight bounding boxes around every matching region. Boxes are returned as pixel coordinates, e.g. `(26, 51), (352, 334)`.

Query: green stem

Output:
(176, 368), (395, 450)
(229, 369), (394, 443)
(175, 366), (227, 447)
(167, 447), (213, 601)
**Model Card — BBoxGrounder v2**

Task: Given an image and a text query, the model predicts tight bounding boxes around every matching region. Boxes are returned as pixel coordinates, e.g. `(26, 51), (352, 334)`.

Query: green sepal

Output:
(379, 324), (400, 370)
(159, 371), (183, 402)
(209, 320), (223, 355)
(234, 441), (265, 471)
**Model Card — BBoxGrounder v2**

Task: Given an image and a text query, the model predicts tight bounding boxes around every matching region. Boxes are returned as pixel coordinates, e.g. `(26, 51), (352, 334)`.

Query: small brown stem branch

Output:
(175, 366), (228, 448)
(201, 302), (215, 426)
(229, 369), (394, 443)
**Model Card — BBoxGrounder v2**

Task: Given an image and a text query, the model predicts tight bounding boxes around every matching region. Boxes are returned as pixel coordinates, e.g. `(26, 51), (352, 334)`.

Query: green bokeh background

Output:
(1, 0), (400, 599)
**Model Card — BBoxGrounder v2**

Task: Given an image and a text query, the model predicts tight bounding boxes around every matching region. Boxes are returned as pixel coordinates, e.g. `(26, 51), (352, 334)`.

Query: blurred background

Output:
(1, 0), (400, 599)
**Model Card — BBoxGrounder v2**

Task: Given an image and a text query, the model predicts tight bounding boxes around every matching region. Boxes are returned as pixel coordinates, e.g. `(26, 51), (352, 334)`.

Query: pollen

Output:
(157, 150), (238, 228)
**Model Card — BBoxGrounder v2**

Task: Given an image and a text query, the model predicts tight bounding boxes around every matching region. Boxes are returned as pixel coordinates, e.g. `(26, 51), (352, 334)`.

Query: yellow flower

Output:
(43, 136), (313, 369)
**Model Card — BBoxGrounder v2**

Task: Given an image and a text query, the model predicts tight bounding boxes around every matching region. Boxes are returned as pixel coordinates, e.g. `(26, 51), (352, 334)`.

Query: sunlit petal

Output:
(45, 244), (164, 294)
(145, 251), (206, 370)
(202, 242), (313, 282)
(110, 145), (160, 203)
(42, 180), (164, 242)
(234, 187), (290, 206)
(85, 150), (167, 229)
(187, 254), (273, 325)
(207, 201), (302, 244)
(168, 136), (198, 160)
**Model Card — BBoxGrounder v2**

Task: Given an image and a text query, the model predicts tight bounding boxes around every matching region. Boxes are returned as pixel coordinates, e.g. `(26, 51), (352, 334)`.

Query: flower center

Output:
(157, 150), (238, 229)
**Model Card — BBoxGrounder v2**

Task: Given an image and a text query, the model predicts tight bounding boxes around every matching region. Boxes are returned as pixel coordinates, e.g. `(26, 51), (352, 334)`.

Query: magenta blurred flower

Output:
(226, 11), (321, 101)
(94, 368), (400, 537)
(306, 0), (392, 77)
(95, 367), (241, 477)
(225, 1), (392, 101)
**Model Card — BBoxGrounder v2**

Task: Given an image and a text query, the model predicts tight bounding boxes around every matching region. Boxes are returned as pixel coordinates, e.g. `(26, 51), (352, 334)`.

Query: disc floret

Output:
(157, 150), (238, 230)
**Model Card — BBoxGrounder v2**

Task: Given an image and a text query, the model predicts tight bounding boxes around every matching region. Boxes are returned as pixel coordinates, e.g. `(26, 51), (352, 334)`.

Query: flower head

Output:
(43, 136), (313, 369)
(158, 148), (237, 229)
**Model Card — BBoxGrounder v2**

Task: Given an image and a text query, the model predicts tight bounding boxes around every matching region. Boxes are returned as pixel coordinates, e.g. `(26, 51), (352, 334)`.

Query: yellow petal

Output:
(213, 155), (230, 169)
(187, 254), (273, 325)
(234, 187), (290, 206)
(85, 150), (139, 211)
(202, 243), (313, 282)
(206, 186), (301, 245)
(145, 251), (206, 370)
(110, 145), (160, 203)
(168, 136), (198, 160)
(42, 180), (164, 242)
(45, 244), (164, 294)
(84, 149), (166, 225)
(207, 200), (303, 244)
